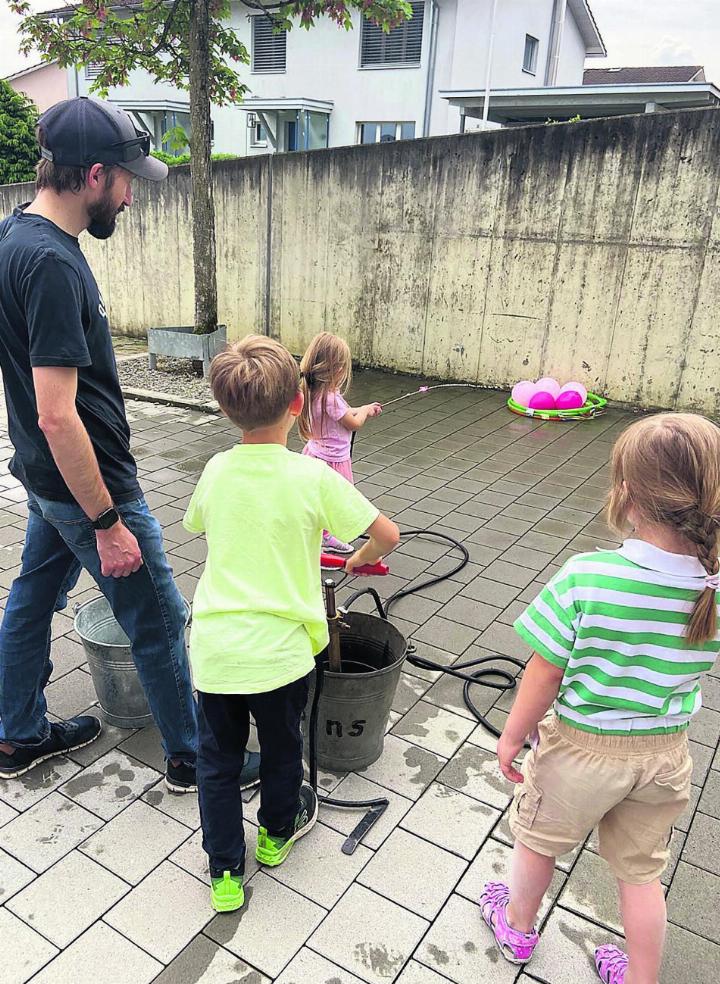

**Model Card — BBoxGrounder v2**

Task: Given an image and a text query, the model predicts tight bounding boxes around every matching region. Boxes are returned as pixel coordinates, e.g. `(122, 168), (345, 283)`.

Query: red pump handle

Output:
(320, 553), (389, 576)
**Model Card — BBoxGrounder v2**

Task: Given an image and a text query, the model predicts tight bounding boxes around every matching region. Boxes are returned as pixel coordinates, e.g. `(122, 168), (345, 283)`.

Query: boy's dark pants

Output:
(197, 673), (311, 876)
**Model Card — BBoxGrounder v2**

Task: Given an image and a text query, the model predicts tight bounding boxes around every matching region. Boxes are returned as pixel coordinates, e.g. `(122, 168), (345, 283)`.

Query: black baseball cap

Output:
(37, 96), (168, 181)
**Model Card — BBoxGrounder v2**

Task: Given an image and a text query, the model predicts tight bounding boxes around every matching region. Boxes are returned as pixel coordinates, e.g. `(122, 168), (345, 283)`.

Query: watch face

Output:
(96, 508), (119, 530)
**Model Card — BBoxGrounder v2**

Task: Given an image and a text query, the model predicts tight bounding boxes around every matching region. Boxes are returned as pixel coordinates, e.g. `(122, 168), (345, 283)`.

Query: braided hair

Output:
(298, 333), (352, 443)
(607, 413), (720, 645)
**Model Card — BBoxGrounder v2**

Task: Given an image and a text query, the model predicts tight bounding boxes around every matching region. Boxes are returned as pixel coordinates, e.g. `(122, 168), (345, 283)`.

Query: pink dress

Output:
(302, 391), (354, 483)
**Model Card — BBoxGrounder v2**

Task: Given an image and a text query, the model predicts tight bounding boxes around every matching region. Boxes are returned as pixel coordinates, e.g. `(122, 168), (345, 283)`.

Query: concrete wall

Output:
(2, 108), (718, 414)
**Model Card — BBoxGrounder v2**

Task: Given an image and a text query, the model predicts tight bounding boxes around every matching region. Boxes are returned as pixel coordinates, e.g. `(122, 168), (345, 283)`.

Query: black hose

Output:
(342, 528), (523, 741)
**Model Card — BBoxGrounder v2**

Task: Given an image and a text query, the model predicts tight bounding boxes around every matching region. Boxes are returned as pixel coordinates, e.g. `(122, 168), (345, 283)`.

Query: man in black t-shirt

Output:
(0, 99), (213, 791)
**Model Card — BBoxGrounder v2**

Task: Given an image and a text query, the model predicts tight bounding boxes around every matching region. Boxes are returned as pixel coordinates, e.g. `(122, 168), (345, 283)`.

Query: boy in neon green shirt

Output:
(184, 335), (399, 912)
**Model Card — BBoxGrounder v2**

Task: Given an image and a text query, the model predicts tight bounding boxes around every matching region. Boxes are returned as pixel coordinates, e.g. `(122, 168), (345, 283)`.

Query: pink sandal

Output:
(595, 944), (628, 983)
(479, 882), (539, 965)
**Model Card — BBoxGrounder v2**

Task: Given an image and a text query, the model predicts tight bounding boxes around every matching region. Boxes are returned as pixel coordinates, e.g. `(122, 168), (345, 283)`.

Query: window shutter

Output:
(361, 1), (424, 67)
(252, 16), (287, 72)
(85, 63), (102, 80)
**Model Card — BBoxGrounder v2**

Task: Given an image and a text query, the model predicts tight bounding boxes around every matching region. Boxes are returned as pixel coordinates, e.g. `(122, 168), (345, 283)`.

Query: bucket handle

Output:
(340, 587), (387, 620)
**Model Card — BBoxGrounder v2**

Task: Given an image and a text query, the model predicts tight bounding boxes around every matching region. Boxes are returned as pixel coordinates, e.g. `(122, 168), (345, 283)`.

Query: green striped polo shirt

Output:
(514, 539), (720, 735)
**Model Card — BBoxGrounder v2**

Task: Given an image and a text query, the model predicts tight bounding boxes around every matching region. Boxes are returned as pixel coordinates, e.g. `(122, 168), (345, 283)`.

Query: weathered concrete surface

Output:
(2, 108), (719, 413)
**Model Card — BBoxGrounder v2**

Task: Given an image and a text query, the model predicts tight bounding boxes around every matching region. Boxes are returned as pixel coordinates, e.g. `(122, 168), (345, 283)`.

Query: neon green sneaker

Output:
(210, 871), (244, 913)
(256, 784), (318, 867)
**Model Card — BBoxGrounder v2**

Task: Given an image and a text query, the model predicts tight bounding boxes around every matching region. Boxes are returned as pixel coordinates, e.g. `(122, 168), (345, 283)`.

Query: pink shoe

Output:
(322, 533), (353, 554)
(595, 944), (628, 983)
(479, 882), (539, 965)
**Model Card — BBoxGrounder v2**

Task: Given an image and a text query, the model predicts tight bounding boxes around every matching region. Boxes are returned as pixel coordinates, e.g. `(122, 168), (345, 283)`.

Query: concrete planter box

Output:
(147, 324), (227, 377)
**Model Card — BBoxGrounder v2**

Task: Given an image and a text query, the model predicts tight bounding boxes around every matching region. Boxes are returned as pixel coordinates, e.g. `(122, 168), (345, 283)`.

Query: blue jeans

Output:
(0, 493), (197, 763)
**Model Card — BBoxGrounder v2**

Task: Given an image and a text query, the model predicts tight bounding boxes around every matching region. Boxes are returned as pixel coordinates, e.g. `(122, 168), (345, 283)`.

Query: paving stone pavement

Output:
(0, 372), (718, 982)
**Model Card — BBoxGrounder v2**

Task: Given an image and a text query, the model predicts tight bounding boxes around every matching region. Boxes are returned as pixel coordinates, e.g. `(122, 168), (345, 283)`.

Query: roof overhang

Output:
(440, 83), (720, 124)
(108, 98), (190, 112)
(568, 0), (606, 58)
(241, 97), (334, 114)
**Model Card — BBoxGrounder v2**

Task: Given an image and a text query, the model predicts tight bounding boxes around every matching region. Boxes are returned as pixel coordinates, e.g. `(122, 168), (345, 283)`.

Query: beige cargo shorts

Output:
(509, 714), (692, 884)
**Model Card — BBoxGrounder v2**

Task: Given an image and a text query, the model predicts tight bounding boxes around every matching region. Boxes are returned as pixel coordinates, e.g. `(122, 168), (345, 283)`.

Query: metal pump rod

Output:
(324, 578), (343, 674)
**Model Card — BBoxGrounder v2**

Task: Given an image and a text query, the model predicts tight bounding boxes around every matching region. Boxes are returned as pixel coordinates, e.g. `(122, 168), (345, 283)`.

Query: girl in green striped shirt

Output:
(480, 413), (720, 984)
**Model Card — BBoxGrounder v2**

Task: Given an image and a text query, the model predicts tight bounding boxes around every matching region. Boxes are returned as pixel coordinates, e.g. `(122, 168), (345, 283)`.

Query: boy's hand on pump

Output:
(345, 514), (400, 575)
(345, 551), (373, 575)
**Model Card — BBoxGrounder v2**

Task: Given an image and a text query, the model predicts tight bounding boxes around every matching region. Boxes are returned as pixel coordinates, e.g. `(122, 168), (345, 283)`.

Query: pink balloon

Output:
(528, 391), (557, 411)
(511, 380), (537, 408)
(559, 381), (587, 404)
(536, 377), (561, 399)
(556, 390), (585, 410)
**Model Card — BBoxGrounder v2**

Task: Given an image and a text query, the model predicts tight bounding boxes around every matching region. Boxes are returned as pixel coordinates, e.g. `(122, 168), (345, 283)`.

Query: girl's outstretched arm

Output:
(497, 653), (564, 783)
(340, 403), (383, 431)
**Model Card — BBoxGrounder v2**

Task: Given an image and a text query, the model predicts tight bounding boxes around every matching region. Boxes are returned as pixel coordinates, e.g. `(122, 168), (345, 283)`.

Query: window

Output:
(358, 122), (416, 144)
(85, 63), (102, 80)
(252, 15), (287, 73)
(251, 122), (268, 147)
(523, 34), (539, 75)
(360, 1), (424, 68)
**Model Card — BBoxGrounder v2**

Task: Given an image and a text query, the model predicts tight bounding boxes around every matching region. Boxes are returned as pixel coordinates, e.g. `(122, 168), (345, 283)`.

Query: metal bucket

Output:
(304, 611), (407, 772)
(74, 595), (191, 729)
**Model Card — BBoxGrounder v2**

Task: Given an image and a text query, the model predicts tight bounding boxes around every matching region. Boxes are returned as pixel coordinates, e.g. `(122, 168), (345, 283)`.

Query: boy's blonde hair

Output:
(607, 412), (720, 645)
(210, 335), (300, 431)
(298, 332), (353, 442)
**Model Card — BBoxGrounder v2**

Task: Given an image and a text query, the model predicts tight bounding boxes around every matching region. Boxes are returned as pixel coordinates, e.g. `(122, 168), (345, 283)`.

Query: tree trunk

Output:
(188, 0), (218, 335)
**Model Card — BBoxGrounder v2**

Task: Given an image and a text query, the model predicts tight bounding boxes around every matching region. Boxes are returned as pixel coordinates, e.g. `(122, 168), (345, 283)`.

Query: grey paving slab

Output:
(275, 948), (367, 984)
(415, 892), (519, 983)
(667, 862), (720, 943)
(662, 922), (720, 984)
(401, 781), (500, 859)
(0, 845), (35, 902)
(358, 735), (446, 800)
(559, 850), (622, 934)
(60, 749), (161, 820)
(412, 616), (479, 655)
(29, 920), (162, 984)
(0, 791), (103, 873)
(681, 812), (720, 876)
(142, 782), (201, 828)
(689, 706), (720, 748)
(310, 883), (430, 984)
(699, 769), (720, 818)
(358, 827), (466, 919)
(45, 667), (98, 719)
(0, 907), (58, 984)
(0, 797), (19, 827)
(154, 934), (271, 983)
(0, 754), (80, 811)
(319, 774), (414, 849)
(105, 860), (213, 963)
(7, 850), (129, 948)
(207, 871), (326, 977)
(79, 798), (191, 883)
(392, 673), (433, 715)
(395, 963), (454, 984)
(267, 821), (373, 908)
(437, 744), (514, 811)
(391, 701), (476, 758)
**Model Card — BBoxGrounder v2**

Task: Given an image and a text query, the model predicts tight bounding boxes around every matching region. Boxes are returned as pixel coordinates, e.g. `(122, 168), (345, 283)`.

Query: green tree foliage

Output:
(0, 79), (38, 186)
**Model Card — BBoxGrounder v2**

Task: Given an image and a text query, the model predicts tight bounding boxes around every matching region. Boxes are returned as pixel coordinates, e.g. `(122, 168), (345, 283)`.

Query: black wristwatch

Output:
(92, 507), (120, 531)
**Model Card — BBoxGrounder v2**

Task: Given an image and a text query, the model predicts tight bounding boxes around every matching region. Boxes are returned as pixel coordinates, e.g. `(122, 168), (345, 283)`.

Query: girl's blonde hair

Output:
(298, 332), (353, 442)
(607, 413), (720, 645)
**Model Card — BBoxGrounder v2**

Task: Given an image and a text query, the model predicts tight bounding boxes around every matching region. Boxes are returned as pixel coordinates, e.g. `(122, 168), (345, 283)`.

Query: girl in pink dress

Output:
(299, 333), (382, 553)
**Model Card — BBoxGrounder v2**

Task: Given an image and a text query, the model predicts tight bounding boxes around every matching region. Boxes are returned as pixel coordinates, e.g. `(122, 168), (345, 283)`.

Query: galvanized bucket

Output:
(304, 611), (407, 772)
(74, 595), (191, 729)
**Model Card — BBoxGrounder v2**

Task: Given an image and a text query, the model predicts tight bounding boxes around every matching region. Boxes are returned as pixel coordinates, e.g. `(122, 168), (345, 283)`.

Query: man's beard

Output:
(87, 195), (124, 240)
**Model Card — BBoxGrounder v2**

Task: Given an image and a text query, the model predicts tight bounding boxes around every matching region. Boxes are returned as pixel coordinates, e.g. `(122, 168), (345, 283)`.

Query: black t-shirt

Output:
(0, 208), (140, 503)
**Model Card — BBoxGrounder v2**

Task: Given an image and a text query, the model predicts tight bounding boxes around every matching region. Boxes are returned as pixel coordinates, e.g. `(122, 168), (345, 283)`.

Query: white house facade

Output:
(65, 0), (605, 156)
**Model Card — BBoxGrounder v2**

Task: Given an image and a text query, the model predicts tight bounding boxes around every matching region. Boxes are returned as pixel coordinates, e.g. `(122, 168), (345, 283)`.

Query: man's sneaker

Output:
(241, 750), (261, 790)
(0, 716), (101, 779)
(210, 870), (244, 913)
(256, 783), (318, 867)
(166, 750), (261, 795)
(166, 759), (197, 794)
(322, 533), (353, 554)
